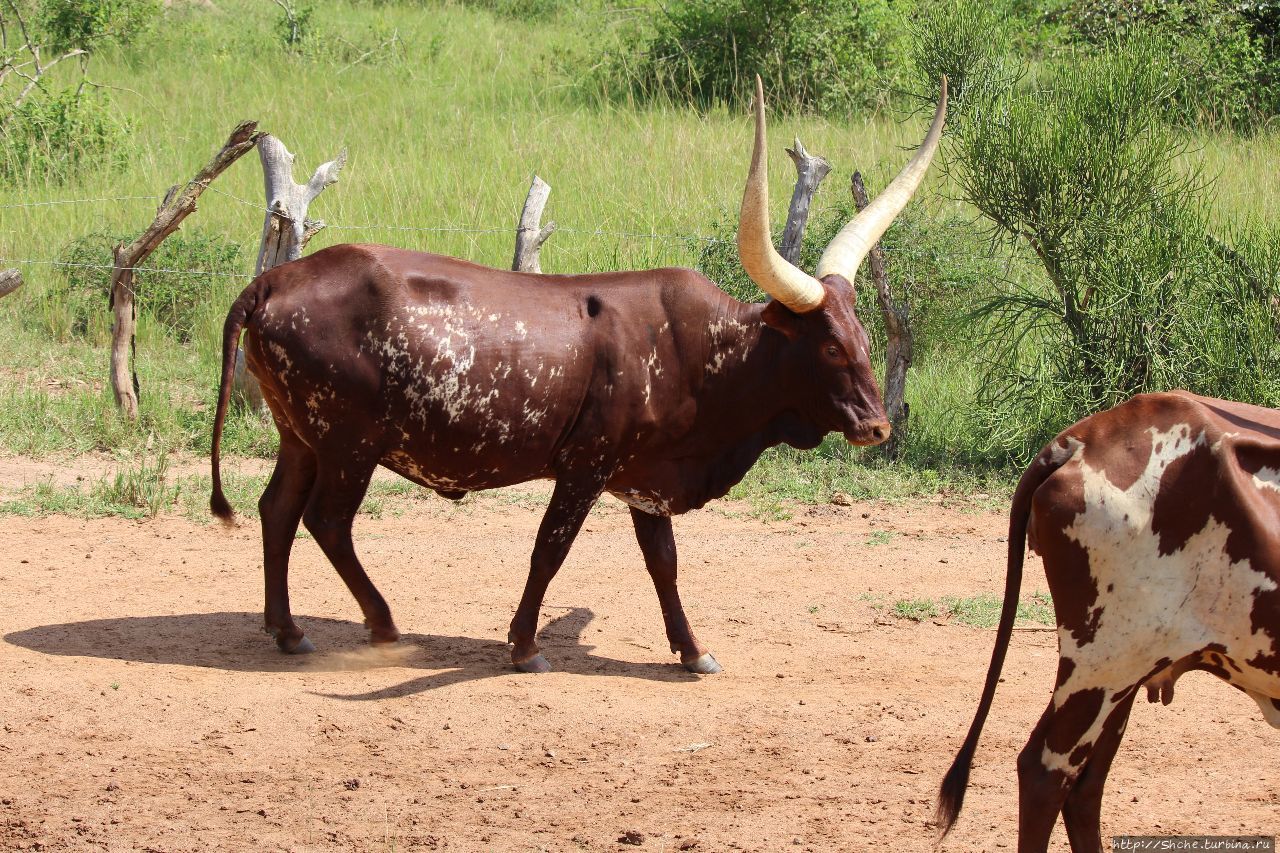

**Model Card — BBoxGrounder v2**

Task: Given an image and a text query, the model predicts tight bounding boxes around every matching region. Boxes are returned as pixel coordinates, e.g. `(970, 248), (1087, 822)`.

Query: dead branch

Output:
(512, 175), (556, 274)
(780, 138), (831, 265)
(110, 121), (264, 418)
(852, 171), (912, 458)
(0, 267), (21, 299)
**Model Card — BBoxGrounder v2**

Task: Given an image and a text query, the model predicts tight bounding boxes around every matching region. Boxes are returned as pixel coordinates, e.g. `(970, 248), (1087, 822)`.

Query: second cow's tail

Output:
(935, 448), (1064, 837)
(210, 277), (267, 524)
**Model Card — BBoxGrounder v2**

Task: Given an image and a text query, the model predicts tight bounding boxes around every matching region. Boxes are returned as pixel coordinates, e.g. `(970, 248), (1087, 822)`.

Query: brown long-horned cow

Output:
(937, 391), (1280, 852)
(210, 77), (947, 673)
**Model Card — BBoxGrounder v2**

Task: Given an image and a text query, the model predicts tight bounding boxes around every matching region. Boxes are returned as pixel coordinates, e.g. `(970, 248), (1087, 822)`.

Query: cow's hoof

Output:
(280, 634), (316, 655)
(683, 652), (721, 674)
(514, 653), (552, 674)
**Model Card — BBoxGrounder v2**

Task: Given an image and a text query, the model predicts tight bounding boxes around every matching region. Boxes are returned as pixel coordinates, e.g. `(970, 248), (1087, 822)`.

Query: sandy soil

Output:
(1, 463), (1276, 851)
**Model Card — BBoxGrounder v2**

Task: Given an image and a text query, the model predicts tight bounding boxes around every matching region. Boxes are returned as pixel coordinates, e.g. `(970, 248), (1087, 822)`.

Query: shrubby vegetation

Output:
(0, 0), (157, 184)
(46, 232), (245, 344)
(914, 14), (1280, 458)
(594, 0), (912, 115)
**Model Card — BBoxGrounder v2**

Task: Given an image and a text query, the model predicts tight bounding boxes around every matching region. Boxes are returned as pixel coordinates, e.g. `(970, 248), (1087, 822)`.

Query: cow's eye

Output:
(825, 344), (841, 359)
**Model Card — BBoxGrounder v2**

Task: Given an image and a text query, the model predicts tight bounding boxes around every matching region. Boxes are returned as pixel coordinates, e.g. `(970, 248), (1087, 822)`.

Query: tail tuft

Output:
(210, 492), (235, 526)
(935, 741), (976, 837)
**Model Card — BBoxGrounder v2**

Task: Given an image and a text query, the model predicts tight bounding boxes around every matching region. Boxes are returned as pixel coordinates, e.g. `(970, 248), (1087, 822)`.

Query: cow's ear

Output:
(761, 299), (802, 340)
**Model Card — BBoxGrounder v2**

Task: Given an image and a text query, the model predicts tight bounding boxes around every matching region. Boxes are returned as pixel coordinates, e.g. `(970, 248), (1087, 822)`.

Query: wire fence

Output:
(0, 189), (746, 286)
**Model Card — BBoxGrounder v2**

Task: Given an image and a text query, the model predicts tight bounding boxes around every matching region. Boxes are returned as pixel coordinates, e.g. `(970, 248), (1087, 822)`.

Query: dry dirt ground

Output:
(1, 458), (1277, 852)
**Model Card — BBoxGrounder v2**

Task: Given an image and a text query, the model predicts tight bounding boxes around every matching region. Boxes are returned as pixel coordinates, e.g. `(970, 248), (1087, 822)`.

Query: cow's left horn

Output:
(815, 77), (948, 285)
(738, 75), (826, 314)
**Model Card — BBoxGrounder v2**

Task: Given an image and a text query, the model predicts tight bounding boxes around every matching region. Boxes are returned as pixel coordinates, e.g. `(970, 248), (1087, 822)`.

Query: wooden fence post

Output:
(0, 268), (22, 300)
(110, 121), (263, 419)
(233, 135), (346, 410)
(780, 138), (831, 266)
(851, 171), (912, 458)
(512, 175), (556, 273)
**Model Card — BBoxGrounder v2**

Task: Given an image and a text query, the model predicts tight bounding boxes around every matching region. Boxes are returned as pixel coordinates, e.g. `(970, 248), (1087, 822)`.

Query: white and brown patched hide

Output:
(1028, 390), (1280, 769)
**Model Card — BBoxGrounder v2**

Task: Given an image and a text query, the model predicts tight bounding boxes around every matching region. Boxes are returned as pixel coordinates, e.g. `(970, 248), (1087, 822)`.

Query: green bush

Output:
(598, 0), (912, 115)
(38, 0), (160, 50)
(48, 232), (245, 343)
(0, 89), (130, 184)
(1061, 0), (1278, 128)
(939, 33), (1280, 460)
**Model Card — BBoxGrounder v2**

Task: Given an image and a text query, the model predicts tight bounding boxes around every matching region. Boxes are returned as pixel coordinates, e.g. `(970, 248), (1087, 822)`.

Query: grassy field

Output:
(2, 0), (1279, 517)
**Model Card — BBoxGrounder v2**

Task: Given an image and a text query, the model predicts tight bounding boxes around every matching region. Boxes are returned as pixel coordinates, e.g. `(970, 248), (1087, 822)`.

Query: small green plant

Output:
(865, 530), (895, 546)
(941, 591), (1055, 628)
(94, 454), (177, 518)
(891, 598), (940, 621)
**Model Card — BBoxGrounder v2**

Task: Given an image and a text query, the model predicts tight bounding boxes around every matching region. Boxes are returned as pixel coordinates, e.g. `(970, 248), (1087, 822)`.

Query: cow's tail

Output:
(935, 448), (1063, 837)
(210, 277), (266, 525)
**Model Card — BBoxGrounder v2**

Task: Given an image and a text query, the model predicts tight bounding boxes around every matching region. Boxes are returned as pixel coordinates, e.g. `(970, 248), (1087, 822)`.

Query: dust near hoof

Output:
(303, 642), (421, 672)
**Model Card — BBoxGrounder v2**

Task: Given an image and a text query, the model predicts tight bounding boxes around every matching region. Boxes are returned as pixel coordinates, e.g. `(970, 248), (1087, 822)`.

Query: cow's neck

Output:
(657, 300), (824, 506)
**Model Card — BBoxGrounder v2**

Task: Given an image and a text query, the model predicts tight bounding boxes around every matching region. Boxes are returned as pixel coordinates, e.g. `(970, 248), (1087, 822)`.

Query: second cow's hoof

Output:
(514, 653), (552, 674)
(682, 652), (722, 674)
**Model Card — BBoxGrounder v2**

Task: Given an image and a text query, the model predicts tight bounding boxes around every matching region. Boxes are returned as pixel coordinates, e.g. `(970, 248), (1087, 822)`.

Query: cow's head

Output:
(737, 76), (947, 447)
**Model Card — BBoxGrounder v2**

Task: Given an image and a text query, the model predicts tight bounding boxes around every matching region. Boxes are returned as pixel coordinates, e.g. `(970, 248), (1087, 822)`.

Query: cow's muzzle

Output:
(846, 420), (891, 447)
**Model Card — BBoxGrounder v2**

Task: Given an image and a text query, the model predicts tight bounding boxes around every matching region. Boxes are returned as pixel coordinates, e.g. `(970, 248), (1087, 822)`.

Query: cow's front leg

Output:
(507, 476), (604, 673)
(630, 508), (720, 674)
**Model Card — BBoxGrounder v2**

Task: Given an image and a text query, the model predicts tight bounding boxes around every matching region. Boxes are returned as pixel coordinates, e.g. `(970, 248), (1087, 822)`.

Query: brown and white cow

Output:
(937, 390), (1280, 851)
(209, 78), (947, 673)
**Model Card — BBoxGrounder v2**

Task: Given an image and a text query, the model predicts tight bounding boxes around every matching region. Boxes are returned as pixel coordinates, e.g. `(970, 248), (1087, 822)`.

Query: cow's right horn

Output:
(738, 75), (826, 315)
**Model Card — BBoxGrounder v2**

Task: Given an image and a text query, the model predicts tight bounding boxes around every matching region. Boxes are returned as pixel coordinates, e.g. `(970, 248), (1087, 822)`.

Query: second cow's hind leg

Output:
(260, 431), (318, 653)
(302, 458), (400, 645)
(630, 508), (720, 674)
(1061, 690), (1136, 853)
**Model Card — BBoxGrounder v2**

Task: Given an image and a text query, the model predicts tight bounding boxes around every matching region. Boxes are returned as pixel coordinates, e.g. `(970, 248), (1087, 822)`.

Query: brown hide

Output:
(938, 391), (1280, 852)
(210, 243), (887, 672)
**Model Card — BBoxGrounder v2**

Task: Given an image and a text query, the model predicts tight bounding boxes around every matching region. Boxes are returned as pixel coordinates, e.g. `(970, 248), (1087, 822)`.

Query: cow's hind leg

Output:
(507, 476), (605, 673)
(630, 508), (719, 674)
(1061, 690), (1136, 853)
(1017, 679), (1126, 853)
(302, 459), (400, 645)
(260, 431), (318, 653)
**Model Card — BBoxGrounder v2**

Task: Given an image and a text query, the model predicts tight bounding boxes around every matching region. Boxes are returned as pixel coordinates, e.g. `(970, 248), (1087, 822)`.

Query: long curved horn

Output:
(738, 75), (826, 314)
(816, 77), (948, 284)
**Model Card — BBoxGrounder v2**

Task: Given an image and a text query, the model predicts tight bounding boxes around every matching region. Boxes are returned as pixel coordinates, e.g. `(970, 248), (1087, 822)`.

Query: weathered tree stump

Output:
(852, 170), (912, 458)
(233, 135), (346, 410)
(254, 135), (347, 275)
(0, 268), (22, 299)
(512, 175), (556, 274)
(110, 121), (264, 419)
(780, 138), (831, 266)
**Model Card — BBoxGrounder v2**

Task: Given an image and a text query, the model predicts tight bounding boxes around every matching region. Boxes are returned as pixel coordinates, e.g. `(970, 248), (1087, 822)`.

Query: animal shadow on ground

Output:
(4, 606), (698, 699)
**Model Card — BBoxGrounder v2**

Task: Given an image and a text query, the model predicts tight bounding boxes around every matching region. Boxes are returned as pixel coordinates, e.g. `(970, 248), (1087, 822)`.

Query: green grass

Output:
(888, 592), (1055, 627)
(1, 1), (1277, 503)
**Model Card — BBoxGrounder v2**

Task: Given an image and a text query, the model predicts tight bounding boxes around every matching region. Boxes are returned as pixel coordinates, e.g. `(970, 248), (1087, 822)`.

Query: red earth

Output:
(1, 458), (1276, 851)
